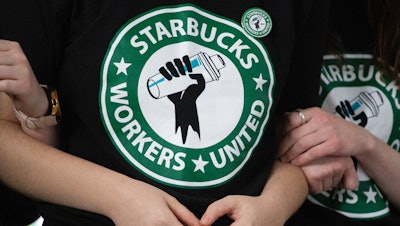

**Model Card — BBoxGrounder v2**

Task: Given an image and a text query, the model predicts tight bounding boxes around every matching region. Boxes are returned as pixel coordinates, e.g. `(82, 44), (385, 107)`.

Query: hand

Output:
(159, 55), (205, 144)
(300, 156), (358, 193)
(0, 39), (48, 117)
(277, 107), (372, 166)
(109, 179), (200, 226)
(200, 195), (286, 226)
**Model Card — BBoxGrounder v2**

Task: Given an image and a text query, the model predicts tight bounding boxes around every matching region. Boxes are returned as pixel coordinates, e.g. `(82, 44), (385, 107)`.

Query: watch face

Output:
(49, 89), (61, 118)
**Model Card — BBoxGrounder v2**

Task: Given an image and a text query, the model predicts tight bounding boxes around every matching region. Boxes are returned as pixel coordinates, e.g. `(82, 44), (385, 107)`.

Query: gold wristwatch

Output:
(14, 85), (61, 130)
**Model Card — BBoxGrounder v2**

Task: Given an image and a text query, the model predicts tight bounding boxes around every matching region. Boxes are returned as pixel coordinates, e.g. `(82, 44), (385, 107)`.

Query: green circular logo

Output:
(241, 7), (272, 38)
(309, 54), (400, 219)
(100, 5), (275, 188)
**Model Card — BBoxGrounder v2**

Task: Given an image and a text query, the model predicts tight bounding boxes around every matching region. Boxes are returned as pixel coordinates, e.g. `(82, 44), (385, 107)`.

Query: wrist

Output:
(37, 85), (53, 117)
(15, 85), (49, 117)
(353, 130), (378, 162)
(14, 85), (61, 130)
(259, 193), (290, 224)
(102, 175), (144, 222)
(261, 162), (308, 222)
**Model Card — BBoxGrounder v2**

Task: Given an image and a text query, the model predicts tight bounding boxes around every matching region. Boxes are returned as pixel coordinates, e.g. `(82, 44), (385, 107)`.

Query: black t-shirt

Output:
(0, 184), (39, 226)
(1, 1), (329, 225)
(286, 0), (400, 225)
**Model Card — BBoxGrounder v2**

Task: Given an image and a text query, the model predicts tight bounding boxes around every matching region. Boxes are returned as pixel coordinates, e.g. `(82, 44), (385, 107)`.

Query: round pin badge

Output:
(241, 7), (272, 38)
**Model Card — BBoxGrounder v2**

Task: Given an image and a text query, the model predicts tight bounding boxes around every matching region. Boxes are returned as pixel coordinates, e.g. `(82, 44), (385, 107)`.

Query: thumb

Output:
(168, 198), (201, 226)
(200, 197), (233, 226)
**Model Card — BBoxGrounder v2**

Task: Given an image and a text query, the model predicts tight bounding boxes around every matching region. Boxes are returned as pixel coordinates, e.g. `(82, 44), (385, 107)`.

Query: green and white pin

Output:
(241, 7), (272, 38)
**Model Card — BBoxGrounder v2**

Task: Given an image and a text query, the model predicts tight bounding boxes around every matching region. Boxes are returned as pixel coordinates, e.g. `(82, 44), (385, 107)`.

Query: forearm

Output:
(260, 161), (308, 223)
(355, 134), (400, 209)
(0, 120), (134, 218)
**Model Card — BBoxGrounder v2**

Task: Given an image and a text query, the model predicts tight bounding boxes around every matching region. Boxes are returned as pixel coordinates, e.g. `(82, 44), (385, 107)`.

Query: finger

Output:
(159, 66), (172, 80)
(307, 176), (323, 194)
(0, 65), (15, 80)
(321, 167), (343, 192)
(278, 109), (316, 157)
(322, 176), (333, 192)
(0, 74), (33, 97)
(174, 58), (185, 75)
(285, 114), (344, 165)
(341, 164), (359, 190)
(339, 101), (349, 117)
(345, 100), (354, 115)
(301, 157), (337, 194)
(0, 47), (26, 66)
(166, 61), (179, 78)
(331, 170), (344, 189)
(275, 115), (296, 151)
(336, 104), (346, 118)
(280, 111), (305, 133)
(279, 123), (325, 162)
(0, 51), (18, 65)
(200, 197), (234, 226)
(301, 162), (324, 194)
(290, 138), (338, 166)
(277, 125), (305, 158)
(0, 80), (24, 96)
(0, 39), (18, 51)
(183, 55), (192, 72)
(0, 63), (28, 80)
(295, 109), (306, 125)
(0, 80), (12, 94)
(168, 197), (200, 226)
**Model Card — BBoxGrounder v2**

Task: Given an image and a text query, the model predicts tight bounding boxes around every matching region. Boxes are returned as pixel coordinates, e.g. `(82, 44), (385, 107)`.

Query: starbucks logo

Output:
(241, 7), (272, 38)
(100, 4), (275, 188)
(309, 54), (400, 219)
